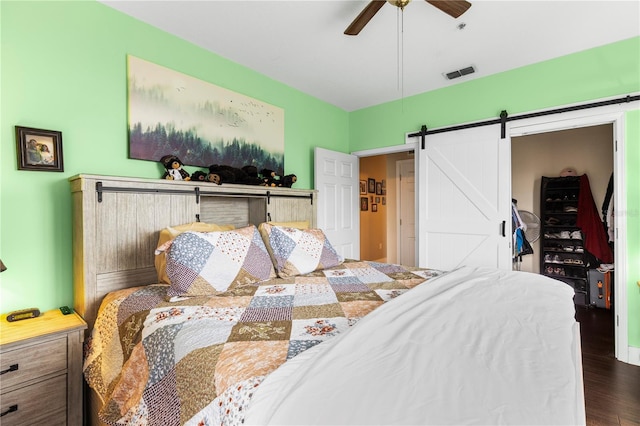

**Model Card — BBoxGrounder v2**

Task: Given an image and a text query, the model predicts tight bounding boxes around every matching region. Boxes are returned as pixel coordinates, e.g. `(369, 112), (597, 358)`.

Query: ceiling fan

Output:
(344, 0), (472, 35)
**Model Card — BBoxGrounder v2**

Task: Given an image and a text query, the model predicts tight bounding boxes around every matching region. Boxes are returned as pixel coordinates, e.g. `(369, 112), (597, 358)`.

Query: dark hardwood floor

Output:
(576, 305), (640, 425)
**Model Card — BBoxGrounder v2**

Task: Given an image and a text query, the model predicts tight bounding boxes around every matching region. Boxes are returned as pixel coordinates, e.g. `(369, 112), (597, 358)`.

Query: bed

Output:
(71, 174), (585, 426)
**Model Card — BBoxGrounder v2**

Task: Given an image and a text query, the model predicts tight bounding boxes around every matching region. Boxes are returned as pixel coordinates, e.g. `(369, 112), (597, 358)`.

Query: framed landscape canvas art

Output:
(127, 56), (285, 174)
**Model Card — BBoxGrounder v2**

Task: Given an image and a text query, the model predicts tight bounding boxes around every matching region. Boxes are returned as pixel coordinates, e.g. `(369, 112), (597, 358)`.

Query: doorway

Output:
(512, 123), (615, 351)
(358, 151), (415, 264)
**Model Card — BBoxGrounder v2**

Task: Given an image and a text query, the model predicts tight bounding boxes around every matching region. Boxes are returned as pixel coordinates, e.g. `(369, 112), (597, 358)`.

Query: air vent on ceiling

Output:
(444, 65), (476, 80)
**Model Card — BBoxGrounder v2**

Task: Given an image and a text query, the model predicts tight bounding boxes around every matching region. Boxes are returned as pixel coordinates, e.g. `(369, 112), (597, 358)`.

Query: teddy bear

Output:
(160, 155), (190, 181)
(280, 174), (297, 188)
(242, 165), (259, 179)
(260, 168), (281, 187)
(190, 170), (208, 182)
(207, 164), (263, 185)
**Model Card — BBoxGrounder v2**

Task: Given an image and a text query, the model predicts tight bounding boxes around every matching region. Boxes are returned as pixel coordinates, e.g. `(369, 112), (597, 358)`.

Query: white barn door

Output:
(314, 147), (360, 260)
(416, 125), (511, 271)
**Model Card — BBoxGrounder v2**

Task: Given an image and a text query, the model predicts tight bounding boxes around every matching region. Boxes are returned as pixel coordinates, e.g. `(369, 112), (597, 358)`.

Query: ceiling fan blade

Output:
(425, 0), (471, 18)
(344, 1), (386, 36)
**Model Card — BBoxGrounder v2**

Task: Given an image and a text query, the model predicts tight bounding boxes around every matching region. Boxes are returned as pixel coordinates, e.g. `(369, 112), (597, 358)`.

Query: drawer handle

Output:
(1, 404), (18, 417)
(0, 364), (18, 375)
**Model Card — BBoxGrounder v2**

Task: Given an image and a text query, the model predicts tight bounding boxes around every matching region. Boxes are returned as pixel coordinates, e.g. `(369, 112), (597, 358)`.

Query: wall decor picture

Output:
(372, 203), (378, 212)
(15, 126), (63, 172)
(368, 178), (376, 193)
(360, 197), (368, 211)
(127, 55), (284, 174)
(360, 180), (367, 194)
(376, 182), (383, 195)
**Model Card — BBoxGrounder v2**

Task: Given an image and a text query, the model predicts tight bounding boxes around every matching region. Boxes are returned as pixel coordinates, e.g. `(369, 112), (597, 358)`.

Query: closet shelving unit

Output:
(540, 176), (589, 305)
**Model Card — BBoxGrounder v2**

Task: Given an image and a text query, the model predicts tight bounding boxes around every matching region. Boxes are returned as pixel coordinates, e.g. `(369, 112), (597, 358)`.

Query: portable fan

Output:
(518, 210), (541, 243)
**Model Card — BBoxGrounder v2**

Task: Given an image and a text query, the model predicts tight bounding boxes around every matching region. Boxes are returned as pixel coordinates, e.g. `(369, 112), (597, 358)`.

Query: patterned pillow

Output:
(258, 223), (343, 278)
(154, 222), (235, 284)
(166, 225), (276, 297)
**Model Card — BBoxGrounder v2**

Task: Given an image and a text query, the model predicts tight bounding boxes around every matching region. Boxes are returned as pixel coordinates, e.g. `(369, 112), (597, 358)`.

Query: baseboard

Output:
(627, 345), (640, 366)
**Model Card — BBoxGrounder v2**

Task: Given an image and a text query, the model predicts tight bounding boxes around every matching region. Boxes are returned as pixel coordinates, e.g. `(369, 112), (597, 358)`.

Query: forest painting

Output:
(128, 56), (284, 174)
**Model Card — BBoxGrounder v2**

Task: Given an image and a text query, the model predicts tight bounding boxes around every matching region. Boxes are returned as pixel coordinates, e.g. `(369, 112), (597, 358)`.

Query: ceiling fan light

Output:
(387, 0), (412, 10)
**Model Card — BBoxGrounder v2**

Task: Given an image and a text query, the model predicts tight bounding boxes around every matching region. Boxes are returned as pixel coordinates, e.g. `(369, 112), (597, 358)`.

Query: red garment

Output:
(576, 174), (613, 263)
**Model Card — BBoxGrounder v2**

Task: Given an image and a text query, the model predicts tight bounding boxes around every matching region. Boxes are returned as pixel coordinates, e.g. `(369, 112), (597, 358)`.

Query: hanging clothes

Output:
(511, 202), (532, 259)
(606, 194), (615, 243)
(576, 174), (613, 263)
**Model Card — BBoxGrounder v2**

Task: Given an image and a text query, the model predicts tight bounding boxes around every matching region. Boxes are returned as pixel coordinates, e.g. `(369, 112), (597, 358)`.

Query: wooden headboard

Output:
(70, 174), (317, 330)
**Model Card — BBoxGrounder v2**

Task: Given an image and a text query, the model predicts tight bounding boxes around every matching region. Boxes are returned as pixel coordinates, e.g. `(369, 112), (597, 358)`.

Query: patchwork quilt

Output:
(84, 260), (443, 426)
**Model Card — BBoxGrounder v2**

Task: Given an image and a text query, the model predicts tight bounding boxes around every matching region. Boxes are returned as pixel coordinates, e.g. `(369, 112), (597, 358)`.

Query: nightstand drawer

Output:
(0, 373), (66, 426)
(0, 336), (67, 390)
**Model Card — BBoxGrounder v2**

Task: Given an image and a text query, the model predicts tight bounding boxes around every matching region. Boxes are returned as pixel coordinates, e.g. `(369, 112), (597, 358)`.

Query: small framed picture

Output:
(360, 197), (369, 211)
(368, 178), (376, 193)
(375, 197), (380, 203)
(371, 203), (378, 212)
(360, 180), (367, 194)
(15, 126), (64, 172)
(382, 197), (386, 205)
(376, 182), (383, 195)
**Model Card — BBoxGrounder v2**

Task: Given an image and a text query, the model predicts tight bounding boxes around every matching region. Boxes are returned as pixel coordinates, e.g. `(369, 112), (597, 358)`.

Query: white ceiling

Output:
(101, 0), (640, 111)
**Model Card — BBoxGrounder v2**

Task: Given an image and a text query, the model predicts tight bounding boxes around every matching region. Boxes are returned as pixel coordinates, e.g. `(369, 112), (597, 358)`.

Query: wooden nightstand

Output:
(0, 309), (87, 425)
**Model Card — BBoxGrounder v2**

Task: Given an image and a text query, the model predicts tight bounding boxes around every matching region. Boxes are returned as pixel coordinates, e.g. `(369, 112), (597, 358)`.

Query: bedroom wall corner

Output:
(0, 0), (349, 314)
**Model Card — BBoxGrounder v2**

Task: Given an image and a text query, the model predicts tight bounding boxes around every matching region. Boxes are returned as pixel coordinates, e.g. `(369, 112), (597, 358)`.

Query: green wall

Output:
(1, 2), (638, 350)
(0, 1), (348, 312)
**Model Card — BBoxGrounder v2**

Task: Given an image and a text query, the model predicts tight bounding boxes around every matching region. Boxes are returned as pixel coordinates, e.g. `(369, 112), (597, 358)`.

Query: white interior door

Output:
(314, 147), (359, 259)
(397, 159), (415, 266)
(416, 124), (511, 271)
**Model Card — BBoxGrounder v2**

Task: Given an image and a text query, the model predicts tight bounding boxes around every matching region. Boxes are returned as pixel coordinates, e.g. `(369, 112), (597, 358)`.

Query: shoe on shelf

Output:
(597, 263), (614, 273)
(564, 206), (578, 213)
(554, 267), (565, 276)
(559, 231), (571, 239)
(545, 217), (561, 225)
(570, 230), (582, 240)
(545, 266), (554, 274)
(563, 246), (574, 252)
(552, 254), (562, 264)
(544, 254), (553, 263)
(574, 246), (584, 253)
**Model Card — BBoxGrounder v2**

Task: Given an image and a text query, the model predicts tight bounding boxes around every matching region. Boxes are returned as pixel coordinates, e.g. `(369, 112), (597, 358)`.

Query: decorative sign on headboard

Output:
(127, 55), (285, 174)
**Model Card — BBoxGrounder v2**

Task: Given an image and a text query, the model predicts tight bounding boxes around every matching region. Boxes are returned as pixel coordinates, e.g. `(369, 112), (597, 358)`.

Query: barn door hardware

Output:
(409, 94), (639, 142)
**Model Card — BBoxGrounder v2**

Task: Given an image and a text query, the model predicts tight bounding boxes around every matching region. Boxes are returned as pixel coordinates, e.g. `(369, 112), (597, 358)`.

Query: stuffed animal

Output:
(160, 155), (190, 181)
(280, 174), (297, 188)
(242, 165), (259, 179)
(260, 168), (280, 187)
(207, 164), (263, 185)
(190, 170), (208, 182)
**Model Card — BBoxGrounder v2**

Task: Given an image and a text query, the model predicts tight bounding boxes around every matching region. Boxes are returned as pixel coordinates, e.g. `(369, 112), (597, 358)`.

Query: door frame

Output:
(508, 104), (630, 363)
(352, 143), (418, 264)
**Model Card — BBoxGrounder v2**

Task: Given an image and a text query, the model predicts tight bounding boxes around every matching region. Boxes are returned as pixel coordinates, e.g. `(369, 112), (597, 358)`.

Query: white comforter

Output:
(245, 266), (585, 425)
